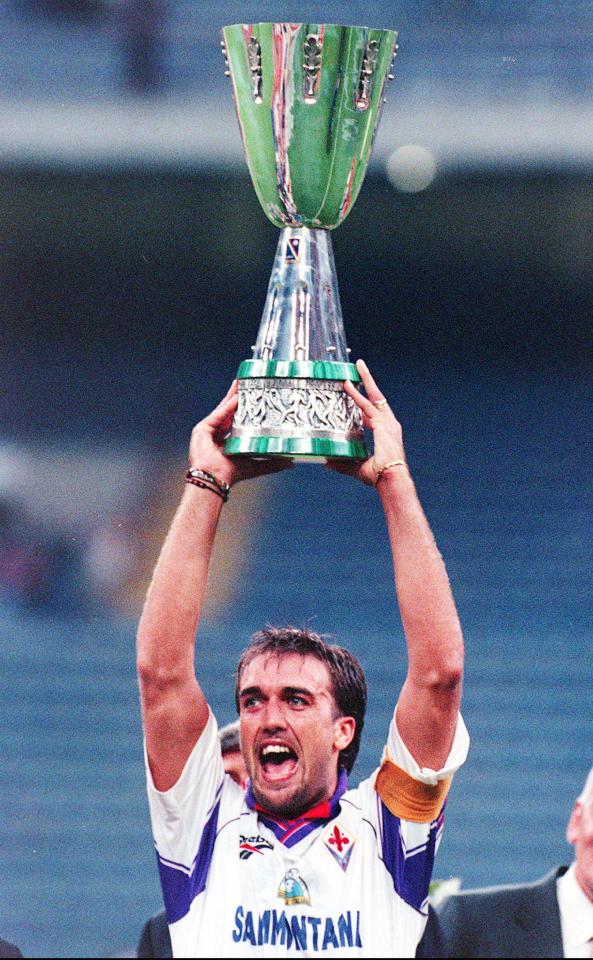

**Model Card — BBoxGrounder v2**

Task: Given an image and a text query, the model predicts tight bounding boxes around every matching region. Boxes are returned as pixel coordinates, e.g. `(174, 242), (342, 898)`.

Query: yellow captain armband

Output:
(375, 759), (452, 823)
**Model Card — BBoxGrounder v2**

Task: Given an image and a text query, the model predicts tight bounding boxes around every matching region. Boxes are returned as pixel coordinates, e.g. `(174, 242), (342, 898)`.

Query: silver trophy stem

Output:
(226, 226), (366, 460)
(252, 228), (350, 364)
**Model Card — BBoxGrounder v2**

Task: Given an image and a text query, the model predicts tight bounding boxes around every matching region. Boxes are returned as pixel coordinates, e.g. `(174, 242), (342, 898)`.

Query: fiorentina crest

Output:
(322, 821), (356, 872)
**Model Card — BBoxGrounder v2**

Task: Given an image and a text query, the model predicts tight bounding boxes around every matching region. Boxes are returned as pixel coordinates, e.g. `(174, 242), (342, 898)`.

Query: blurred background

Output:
(0, 1), (590, 956)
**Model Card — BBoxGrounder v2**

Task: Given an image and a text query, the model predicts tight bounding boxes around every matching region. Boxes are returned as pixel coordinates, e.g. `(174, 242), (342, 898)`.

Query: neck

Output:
(574, 862), (593, 903)
(247, 768), (348, 822)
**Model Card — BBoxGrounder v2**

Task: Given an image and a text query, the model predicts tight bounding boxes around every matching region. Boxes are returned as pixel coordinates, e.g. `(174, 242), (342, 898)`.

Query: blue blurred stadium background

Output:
(0, 1), (590, 956)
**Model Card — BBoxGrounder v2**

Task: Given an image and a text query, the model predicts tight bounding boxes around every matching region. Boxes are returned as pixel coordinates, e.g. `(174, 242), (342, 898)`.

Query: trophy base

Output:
(224, 435), (368, 461)
(225, 366), (368, 463)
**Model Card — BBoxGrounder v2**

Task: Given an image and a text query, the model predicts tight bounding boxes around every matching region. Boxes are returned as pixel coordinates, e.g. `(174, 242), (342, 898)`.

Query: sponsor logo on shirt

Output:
(239, 834), (274, 859)
(232, 906), (363, 950)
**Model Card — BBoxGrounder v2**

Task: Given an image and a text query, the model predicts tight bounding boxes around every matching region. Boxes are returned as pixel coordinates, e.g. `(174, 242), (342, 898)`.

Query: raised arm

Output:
(136, 381), (290, 791)
(335, 361), (464, 770)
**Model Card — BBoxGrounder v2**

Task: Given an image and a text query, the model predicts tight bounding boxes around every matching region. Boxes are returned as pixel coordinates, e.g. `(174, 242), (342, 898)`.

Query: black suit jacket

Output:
(416, 905), (447, 958)
(137, 910), (171, 959)
(0, 937), (22, 959)
(426, 866), (567, 958)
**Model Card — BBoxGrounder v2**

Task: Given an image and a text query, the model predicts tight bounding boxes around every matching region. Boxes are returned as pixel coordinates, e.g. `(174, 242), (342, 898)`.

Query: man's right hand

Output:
(188, 380), (293, 487)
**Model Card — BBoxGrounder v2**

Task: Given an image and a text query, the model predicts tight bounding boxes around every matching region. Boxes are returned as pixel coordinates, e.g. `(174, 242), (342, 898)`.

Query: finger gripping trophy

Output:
(221, 22), (398, 461)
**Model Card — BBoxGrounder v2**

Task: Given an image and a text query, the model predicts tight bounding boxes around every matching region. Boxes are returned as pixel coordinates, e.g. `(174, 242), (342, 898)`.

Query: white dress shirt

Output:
(557, 863), (593, 958)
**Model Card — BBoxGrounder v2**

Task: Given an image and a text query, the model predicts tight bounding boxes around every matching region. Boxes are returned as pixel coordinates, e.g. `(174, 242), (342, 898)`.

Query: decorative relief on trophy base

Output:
(225, 377), (368, 460)
(234, 377), (363, 439)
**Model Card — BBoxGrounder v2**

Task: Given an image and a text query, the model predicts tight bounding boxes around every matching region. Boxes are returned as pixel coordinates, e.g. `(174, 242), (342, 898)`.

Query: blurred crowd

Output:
(0, 494), (141, 616)
(6, 0), (169, 99)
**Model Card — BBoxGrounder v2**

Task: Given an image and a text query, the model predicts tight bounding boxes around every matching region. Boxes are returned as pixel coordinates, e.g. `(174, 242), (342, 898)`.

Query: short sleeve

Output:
(387, 708), (470, 784)
(375, 711), (469, 823)
(144, 709), (226, 923)
(372, 711), (469, 917)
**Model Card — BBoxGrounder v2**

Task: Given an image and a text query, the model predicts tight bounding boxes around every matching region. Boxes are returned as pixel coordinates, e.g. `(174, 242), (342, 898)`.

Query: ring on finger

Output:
(373, 398), (388, 409)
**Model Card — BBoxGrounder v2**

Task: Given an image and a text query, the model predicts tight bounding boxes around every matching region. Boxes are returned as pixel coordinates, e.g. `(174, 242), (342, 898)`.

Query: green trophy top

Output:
(222, 23), (398, 230)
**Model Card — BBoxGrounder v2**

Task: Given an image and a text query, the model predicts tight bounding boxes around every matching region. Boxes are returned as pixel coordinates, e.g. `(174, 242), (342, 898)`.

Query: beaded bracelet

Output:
(185, 468), (230, 502)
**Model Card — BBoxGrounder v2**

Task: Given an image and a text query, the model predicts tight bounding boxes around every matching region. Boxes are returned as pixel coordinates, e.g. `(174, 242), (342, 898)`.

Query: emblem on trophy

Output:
(221, 23), (398, 460)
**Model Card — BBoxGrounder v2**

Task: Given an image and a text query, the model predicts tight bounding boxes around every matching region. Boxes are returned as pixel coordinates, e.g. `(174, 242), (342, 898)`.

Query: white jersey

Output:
(145, 709), (469, 959)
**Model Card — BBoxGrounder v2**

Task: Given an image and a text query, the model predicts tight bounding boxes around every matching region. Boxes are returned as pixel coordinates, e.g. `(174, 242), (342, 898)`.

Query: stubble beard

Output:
(251, 778), (318, 820)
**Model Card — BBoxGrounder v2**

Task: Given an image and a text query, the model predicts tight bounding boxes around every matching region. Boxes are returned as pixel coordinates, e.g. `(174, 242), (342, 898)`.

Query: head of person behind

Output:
(567, 765), (593, 901)
(218, 719), (248, 786)
(234, 625), (367, 820)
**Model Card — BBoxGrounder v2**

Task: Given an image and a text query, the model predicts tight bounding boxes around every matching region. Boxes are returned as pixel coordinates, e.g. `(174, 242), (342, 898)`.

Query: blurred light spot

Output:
(386, 144), (438, 193)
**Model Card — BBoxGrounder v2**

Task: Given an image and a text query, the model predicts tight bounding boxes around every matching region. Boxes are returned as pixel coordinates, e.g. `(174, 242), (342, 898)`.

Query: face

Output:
(567, 787), (593, 901)
(238, 652), (355, 819)
(223, 749), (248, 787)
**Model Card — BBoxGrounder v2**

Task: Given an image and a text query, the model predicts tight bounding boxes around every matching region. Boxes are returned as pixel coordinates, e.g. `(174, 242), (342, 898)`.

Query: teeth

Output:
(262, 745), (291, 757)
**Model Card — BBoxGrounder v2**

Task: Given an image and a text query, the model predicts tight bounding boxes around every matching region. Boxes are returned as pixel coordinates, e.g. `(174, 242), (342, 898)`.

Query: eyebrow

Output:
(239, 685), (316, 699)
(239, 685), (262, 699)
(284, 686), (315, 698)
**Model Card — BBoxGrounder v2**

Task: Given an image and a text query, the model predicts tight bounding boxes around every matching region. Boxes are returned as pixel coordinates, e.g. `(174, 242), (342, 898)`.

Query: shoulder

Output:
(340, 775), (381, 827)
(416, 905), (445, 959)
(436, 867), (566, 957)
(0, 938), (22, 960)
(137, 909), (172, 959)
(440, 866), (565, 917)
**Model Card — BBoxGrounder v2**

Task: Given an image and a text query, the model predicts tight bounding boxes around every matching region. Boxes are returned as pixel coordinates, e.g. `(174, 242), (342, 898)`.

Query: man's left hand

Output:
(327, 360), (407, 487)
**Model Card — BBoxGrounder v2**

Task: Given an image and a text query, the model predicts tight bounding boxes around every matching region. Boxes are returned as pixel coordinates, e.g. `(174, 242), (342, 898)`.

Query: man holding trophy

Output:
(137, 22), (468, 958)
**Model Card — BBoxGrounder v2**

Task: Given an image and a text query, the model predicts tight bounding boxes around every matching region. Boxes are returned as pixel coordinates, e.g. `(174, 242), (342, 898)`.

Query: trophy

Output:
(221, 22), (398, 460)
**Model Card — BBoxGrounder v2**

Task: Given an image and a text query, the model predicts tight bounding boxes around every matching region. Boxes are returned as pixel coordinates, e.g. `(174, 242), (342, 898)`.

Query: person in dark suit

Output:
(137, 721), (247, 959)
(137, 912), (170, 960)
(0, 936), (22, 959)
(429, 868), (567, 958)
(415, 904), (447, 958)
(420, 765), (593, 958)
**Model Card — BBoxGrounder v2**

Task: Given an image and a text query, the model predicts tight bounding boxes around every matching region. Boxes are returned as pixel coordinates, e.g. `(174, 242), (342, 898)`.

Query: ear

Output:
(333, 715), (356, 752)
(566, 801), (581, 846)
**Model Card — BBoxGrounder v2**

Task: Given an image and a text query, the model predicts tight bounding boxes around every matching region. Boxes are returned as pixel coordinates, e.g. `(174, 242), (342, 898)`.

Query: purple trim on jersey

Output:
(156, 851), (191, 873)
(153, 782), (224, 874)
(379, 797), (446, 914)
(257, 814), (318, 848)
(157, 796), (221, 923)
(245, 768), (348, 848)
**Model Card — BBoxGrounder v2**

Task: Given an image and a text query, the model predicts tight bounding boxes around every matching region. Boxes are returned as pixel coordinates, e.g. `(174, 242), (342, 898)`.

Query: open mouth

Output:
(259, 743), (299, 782)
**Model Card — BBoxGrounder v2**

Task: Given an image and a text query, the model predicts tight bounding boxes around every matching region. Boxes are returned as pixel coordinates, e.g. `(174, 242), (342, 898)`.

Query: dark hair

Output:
(219, 720), (241, 756)
(235, 626), (367, 774)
